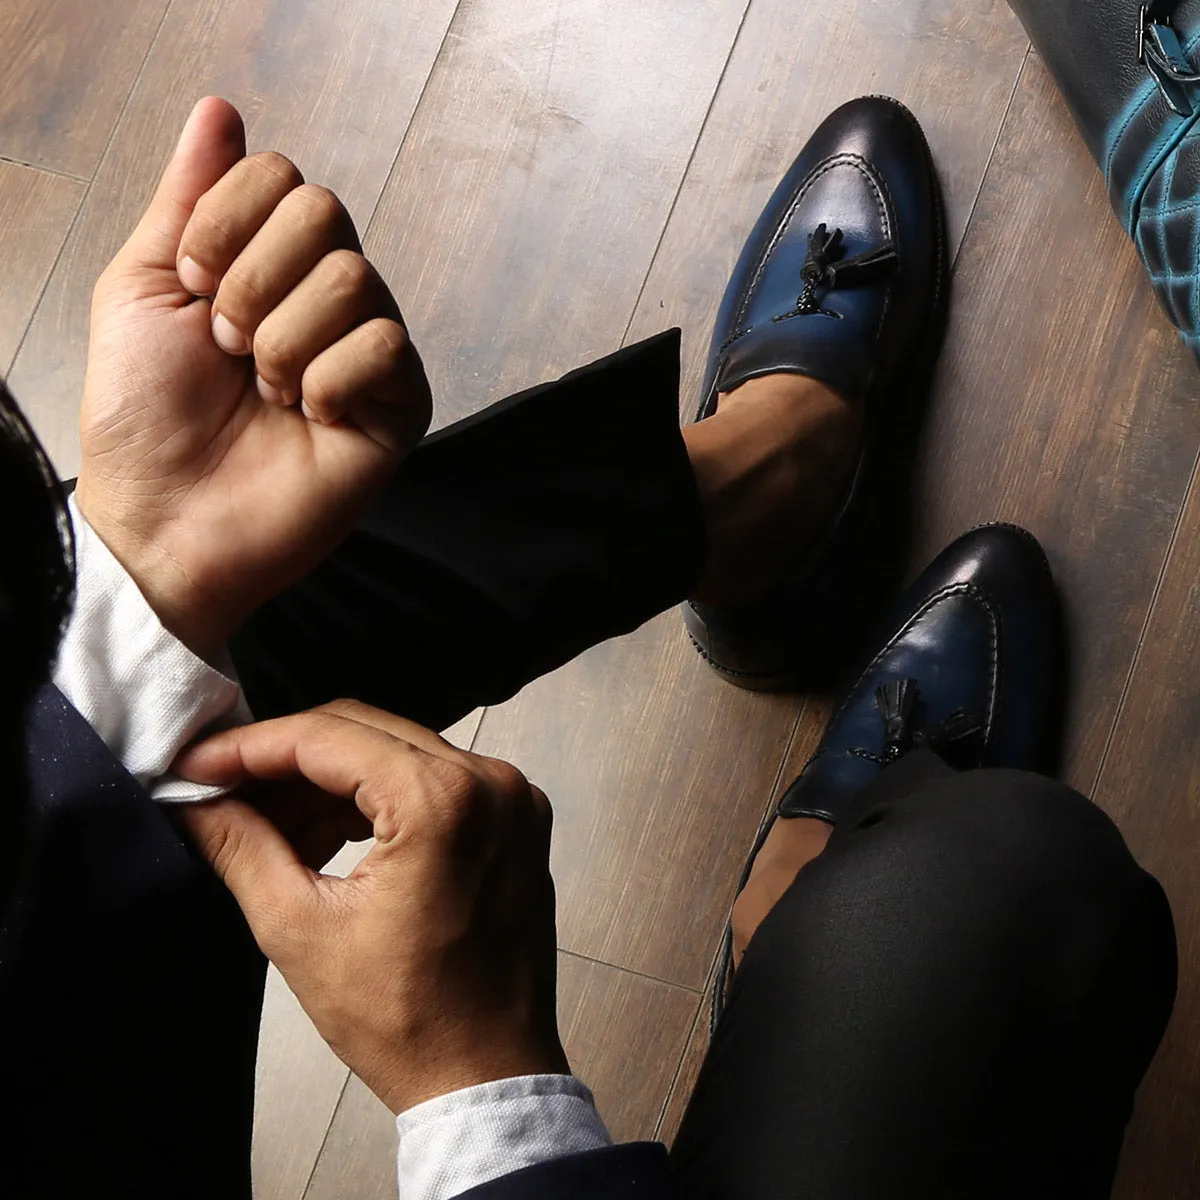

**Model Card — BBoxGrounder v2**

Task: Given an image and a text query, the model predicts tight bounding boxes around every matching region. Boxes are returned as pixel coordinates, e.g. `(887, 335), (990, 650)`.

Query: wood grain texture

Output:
(624, 0), (1031, 409)
(0, 161), (84, 376)
(0, 0), (168, 179)
(908, 53), (1200, 790)
(303, 954), (699, 1200)
(473, 613), (801, 990)
(1092, 476), (1200, 1200)
(254, 968), (351, 1200)
(362, 0), (753, 429)
(9, 0), (462, 474)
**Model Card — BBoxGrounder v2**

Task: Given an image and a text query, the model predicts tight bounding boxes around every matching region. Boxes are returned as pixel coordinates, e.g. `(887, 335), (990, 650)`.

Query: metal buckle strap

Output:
(1140, 1), (1200, 115)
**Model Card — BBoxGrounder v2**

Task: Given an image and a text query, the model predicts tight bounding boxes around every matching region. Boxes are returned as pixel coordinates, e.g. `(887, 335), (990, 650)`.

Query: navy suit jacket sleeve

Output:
(455, 1143), (680, 1199)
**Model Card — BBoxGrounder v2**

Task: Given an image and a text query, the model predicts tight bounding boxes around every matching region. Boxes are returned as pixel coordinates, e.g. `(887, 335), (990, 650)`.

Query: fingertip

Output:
(257, 374), (286, 405)
(177, 254), (214, 296)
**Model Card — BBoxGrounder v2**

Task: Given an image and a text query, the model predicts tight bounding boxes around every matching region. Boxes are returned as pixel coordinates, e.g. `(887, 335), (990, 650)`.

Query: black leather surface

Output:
(683, 96), (947, 687)
(1008, 0), (1200, 351)
(778, 525), (1064, 824)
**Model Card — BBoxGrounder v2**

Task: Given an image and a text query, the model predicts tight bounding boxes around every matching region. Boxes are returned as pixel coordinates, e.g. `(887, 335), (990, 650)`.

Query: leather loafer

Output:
(684, 95), (948, 689)
(711, 523), (1064, 1029)
(778, 523), (1063, 823)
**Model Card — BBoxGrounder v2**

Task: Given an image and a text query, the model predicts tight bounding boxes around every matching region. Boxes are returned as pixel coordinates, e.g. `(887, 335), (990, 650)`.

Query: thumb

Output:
(114, 96), (246, 277)
(180, 796), (316, 955)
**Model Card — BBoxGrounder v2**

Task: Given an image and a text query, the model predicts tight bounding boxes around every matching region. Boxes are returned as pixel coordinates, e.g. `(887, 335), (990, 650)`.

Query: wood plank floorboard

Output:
(9, 0), (462, 474)
(1093, 475), (1200, 1200)
(303, 956), (698, 1200)
(0, 0), (169, 179)
(0, 161), (84, 376)
(362, 0), (753, 431)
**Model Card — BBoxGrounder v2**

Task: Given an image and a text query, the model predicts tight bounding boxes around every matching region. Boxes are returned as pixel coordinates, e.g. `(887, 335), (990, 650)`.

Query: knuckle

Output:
(322, 247), (374, 296)
(425, 758), (490, 833)
(477, 755), (529, 799)
(186, 198), (244, 263)
(253, 319), (302, 380)
(291, 183), (347, 231)
(318, 698), (371, 722)
(361, 317), (409, 366)
(250, 150), (304, 191)
(216, 259), (271, 324)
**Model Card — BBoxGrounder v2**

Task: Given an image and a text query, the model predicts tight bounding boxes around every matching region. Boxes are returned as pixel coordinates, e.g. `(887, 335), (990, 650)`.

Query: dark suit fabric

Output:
(2, 332), (703, 1199)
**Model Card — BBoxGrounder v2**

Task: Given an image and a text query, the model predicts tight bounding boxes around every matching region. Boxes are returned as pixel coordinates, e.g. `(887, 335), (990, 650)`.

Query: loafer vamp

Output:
(780, 588), (998, 817)
(699, 96), (942, 414)
(778, 525), (1063, 822)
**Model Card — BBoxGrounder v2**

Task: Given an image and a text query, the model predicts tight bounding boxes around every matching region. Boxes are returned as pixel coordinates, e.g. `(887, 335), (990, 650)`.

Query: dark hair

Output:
(0, 378), (76, 894)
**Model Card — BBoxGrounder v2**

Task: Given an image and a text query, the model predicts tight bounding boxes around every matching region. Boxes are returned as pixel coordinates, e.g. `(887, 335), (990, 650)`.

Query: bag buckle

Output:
(1140, 2), (1200, 116)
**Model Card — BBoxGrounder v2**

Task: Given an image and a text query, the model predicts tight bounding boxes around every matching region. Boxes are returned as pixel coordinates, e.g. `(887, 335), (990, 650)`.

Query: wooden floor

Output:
(4, 0), (1199, 1195)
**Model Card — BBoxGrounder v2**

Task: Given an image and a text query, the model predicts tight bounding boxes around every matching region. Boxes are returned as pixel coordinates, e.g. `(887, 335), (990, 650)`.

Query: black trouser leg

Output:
(230, 329), (706, 731)
(671, 750), (1177, 1199)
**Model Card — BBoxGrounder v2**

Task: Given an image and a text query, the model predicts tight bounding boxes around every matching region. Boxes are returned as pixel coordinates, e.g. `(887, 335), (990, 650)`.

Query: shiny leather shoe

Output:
(684, 96), (947, 689)
(711, 524), (1064, 1029)
(778, 523), (1063, 822)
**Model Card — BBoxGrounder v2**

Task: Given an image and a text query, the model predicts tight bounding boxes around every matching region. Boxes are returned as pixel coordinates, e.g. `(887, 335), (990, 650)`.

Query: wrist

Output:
(73, 483), (233, 661)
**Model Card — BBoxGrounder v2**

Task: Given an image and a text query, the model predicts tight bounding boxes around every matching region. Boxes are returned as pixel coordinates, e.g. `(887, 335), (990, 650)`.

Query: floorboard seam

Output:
(298, 1069), (353, 1200)
(361, 0), (467, 247)
(1089, 438), (1200, 798)
(618, 0), (755, 352)
(952, 42), (1030, 269)
(651, 990), (705, 1143)
(558, 947), (703, 993)
(0, 156), (89, 184)
(4, 0), (175, 380)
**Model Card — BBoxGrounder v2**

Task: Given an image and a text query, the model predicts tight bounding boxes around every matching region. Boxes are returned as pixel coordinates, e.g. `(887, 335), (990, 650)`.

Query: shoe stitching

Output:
(811, 581), (1000, 748)
(720, 153), (891, 351)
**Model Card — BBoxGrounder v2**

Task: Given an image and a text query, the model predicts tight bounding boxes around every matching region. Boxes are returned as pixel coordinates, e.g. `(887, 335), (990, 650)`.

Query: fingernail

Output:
(211, 311), (249, 355)
(177, 256), (214, 296)
(301, 400), (326, 425)
(256, 375), (284, 405)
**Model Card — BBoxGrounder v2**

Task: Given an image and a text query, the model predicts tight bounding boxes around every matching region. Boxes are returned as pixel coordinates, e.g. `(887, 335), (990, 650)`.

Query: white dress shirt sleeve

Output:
(395, 1074), (614, 1200)
(51, 500), (617, 1192)
(51, 496), (252, 804)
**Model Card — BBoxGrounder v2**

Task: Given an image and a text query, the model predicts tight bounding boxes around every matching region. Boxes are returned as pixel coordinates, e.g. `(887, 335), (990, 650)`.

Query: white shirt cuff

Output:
(395, 1075), (613, 1200)
(51, 496), (252, 803)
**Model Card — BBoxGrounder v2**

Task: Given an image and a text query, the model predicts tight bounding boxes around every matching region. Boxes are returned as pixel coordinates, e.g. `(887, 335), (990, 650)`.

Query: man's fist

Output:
(176, 701), (569, 1115)
(75, 99), (431, 659)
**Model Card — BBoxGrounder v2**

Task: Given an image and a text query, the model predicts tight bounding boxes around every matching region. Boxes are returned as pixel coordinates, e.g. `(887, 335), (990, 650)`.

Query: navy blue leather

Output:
(779, 524), (1064, 823)
(695, 96), (943, 412)
(683, 97), (947, 688)
(455, 1144), (678, 1199)
(1008, 0), (1200, 357)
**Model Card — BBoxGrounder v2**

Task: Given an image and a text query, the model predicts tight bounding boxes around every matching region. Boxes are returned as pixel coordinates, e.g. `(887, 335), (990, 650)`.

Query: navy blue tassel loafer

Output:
(683, 95), (948, 689)
(711, 523), (1065, 1028)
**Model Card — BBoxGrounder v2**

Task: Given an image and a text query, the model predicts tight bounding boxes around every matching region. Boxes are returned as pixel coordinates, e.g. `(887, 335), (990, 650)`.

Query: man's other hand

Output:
(176, 700), (568, 1114)
(76, 99), (431, 659)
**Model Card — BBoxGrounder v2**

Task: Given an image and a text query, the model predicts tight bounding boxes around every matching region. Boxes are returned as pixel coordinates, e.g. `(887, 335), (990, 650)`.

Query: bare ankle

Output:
(731, 817), (834, 966)
(685, 374), (863, 606)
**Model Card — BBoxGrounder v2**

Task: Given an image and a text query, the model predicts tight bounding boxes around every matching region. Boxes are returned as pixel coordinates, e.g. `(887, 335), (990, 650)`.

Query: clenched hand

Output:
(76, 99), (431, 659)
